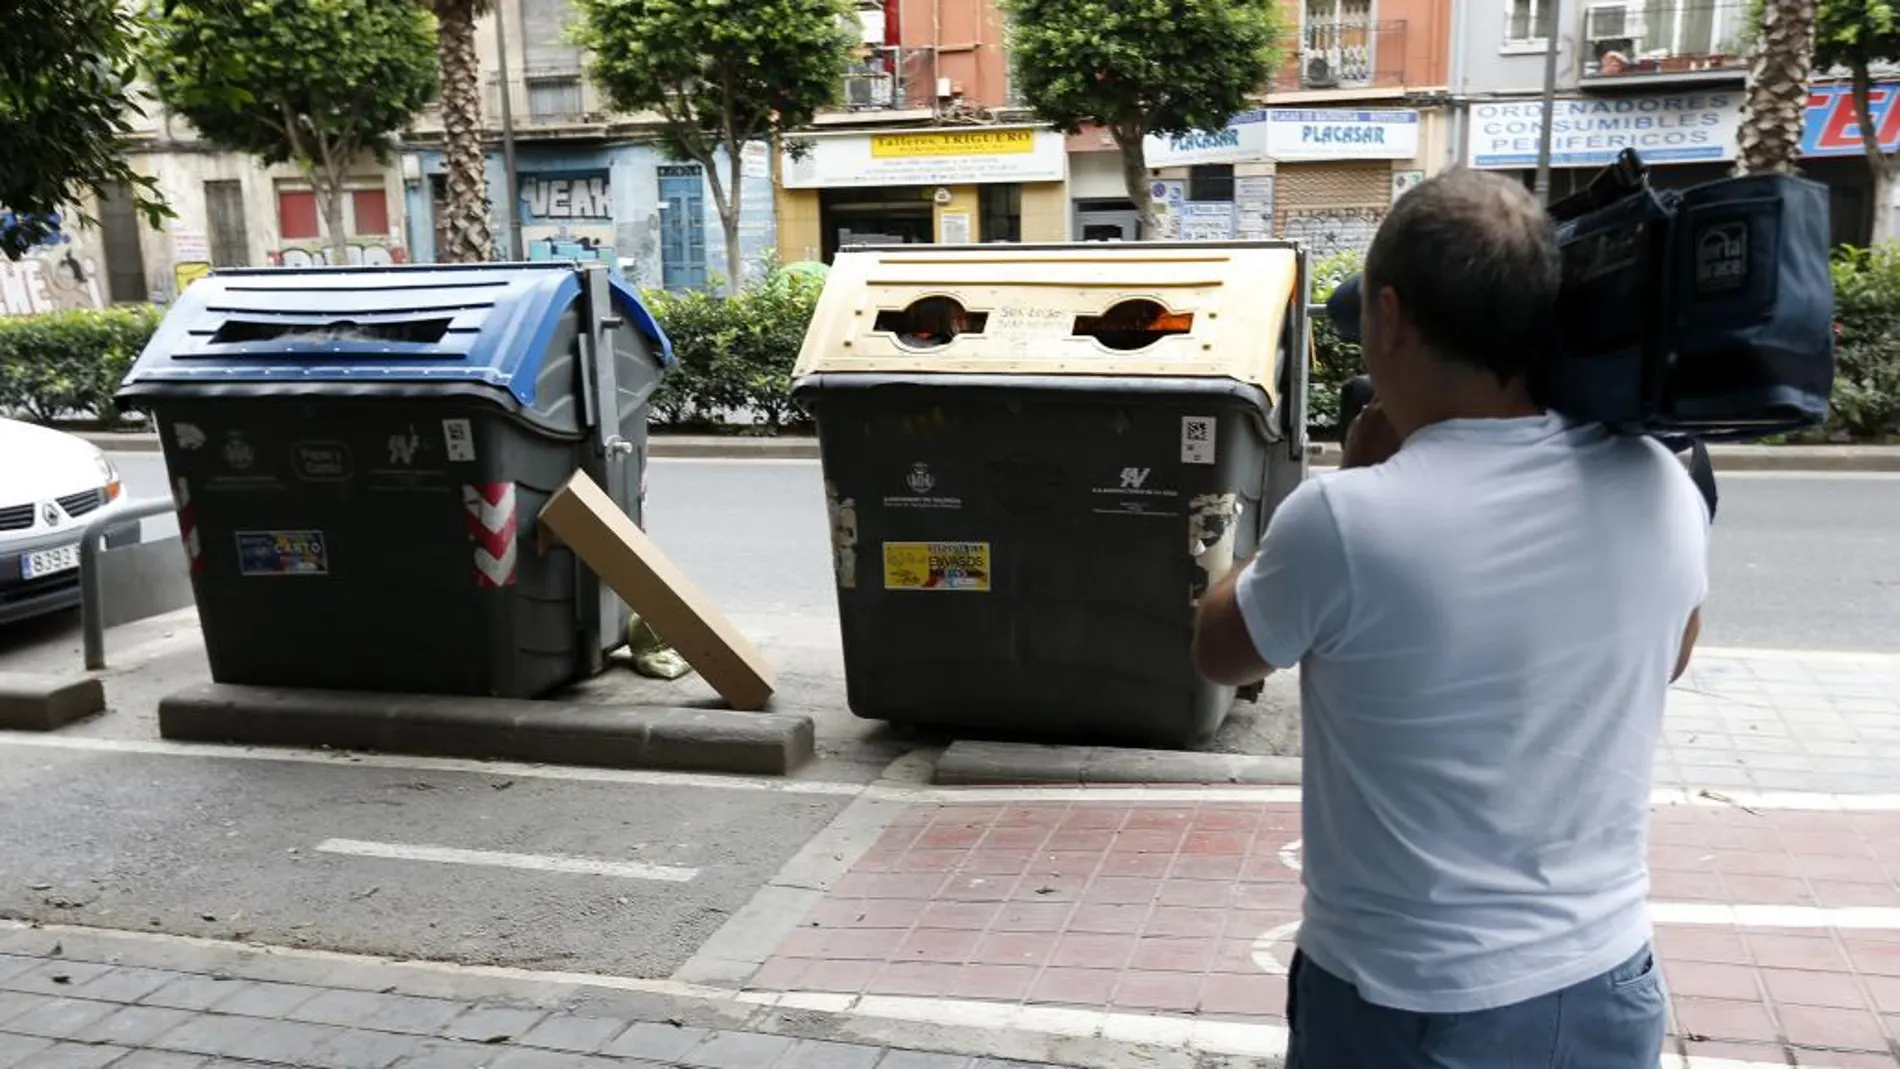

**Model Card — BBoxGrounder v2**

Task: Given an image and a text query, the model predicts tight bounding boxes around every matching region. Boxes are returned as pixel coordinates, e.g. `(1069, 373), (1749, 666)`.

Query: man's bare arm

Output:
(1672, 607), (1702, 683)
(1191, 554), (1275, 687)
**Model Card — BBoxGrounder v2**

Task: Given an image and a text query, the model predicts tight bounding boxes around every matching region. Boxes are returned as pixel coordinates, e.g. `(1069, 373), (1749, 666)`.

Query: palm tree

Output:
(427, 0), (496, 261)
(1734, 0), (1819, 175)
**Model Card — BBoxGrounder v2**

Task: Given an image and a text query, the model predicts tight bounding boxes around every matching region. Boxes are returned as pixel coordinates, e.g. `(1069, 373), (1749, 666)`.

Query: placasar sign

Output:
(1266, 110), (1420, 161)
(780, 127), (1067, 188)
(1143, 110), (1270, 167)
(1467, 92), (1742, 169)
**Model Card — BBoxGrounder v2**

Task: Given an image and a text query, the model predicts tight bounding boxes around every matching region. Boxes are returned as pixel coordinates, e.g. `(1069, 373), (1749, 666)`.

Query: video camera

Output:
(1326, 149), (1837, 453)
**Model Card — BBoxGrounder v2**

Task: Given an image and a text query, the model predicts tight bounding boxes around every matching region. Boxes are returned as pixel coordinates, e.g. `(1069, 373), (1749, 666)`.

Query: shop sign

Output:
(779, 127), (1067, 188)
(1143, 110), (1270, 167)
(1266, 110), (1420, 161)
(1466, 92), (1742, 169)
(1803, 82), (1900, 157)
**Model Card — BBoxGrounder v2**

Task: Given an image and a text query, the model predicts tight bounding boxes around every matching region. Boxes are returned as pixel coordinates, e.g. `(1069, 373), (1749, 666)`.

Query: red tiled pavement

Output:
(752, 798), (1900, 1065)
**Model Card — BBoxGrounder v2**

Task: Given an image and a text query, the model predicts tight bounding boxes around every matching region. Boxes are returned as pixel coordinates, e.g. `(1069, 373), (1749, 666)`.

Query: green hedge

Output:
(643, 263), (824, 434)
(0, 304), (162, 424)
(1828, 244), (1900, 442)
(4, 250), (1898, 443)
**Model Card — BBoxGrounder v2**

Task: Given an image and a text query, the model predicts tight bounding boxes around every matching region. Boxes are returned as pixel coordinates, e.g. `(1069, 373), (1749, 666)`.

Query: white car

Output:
(0, 417), (138, 625)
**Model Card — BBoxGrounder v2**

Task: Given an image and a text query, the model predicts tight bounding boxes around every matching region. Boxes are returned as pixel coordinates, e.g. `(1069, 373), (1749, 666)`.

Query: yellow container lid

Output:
(791, 242), (1304, 402)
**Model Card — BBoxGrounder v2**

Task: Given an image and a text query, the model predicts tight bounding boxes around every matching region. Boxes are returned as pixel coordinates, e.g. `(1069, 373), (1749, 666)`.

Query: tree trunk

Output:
(700, 144), (741, 295)
(320, 181), (350, 265)
(1113, 125), (1158, 238)
(1733, 0), (1817, 176)
(1849, 61), (1900, 243)
(434, 0), (495, 262)
(724, 143), (745, 292)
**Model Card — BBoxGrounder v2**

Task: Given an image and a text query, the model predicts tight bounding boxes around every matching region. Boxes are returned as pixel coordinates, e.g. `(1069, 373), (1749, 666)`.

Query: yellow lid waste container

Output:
(790, 241), (1311, 747)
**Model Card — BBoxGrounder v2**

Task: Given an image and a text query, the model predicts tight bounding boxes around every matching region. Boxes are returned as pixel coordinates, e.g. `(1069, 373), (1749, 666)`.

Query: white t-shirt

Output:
(1235, 411), (1710, 1014)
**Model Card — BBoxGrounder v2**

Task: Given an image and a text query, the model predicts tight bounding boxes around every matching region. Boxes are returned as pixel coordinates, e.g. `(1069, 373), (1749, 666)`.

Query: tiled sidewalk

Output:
(1662, 650), (1900, 794)
(748, 796), (1900, 1068)
(0, 945), (1072, 1069)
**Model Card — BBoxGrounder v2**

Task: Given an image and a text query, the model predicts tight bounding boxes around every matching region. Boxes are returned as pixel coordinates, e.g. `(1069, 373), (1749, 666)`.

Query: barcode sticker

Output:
(1181, 416), (1216, 465)
(442, 418), (477, 462)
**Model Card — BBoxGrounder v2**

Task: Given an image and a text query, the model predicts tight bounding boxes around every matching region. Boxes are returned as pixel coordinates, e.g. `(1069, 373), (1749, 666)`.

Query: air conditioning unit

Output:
(1304, 56), (1339, 87)
(1585, 2), (1647, 43)
(846, 78), (875, 108)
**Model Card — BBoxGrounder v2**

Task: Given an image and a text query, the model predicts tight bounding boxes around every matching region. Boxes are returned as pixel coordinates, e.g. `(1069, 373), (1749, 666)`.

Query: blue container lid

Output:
(120, 263), (674, 409)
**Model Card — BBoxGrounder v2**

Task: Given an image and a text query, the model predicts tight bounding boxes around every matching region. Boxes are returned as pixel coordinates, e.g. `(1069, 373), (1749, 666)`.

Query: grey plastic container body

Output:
(799, 374), (1276, 748)
(118, 264), (669, 699)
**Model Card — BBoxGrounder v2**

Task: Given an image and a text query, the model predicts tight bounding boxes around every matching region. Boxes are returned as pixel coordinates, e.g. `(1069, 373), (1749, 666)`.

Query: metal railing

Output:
(836, 45), (925, 112)
(1276, 16), (1412, 91)
(1576, 0), (1749, 79)
(81, 497), (189, 671)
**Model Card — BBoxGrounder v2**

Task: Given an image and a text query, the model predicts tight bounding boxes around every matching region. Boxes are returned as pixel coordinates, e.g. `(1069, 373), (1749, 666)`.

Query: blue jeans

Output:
(1286, 945), (1668, 1068)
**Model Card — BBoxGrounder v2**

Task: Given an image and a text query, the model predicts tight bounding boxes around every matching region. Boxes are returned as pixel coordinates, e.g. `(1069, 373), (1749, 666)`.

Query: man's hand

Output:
(1343, 399), (1403, 469)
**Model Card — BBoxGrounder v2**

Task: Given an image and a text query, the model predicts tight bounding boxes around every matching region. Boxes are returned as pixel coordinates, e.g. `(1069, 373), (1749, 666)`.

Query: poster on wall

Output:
(1148, 180), (1186, 239)
(1234, 176), (1275, 240)
(519, 169), (620, 272)
(1181, 201), (1237, 241)
(939, 211), (972, 244)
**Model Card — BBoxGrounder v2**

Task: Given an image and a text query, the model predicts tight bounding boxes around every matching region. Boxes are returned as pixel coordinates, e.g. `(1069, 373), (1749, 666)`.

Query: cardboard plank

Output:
(538, 470), (776, 712)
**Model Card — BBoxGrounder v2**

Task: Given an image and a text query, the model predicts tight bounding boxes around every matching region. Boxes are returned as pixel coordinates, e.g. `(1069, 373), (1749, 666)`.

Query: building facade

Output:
(773, 0), (1070, 259)
(397, 0), (777, 288)
(1453, 0), (1892, 244)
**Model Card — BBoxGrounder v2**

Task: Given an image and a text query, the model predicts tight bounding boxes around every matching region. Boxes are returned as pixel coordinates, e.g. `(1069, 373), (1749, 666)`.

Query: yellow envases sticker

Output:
(882, 541), (991, 592)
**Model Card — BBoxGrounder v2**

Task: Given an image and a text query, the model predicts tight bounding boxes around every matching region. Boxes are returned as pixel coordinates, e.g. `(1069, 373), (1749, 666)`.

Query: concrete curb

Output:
(0, 673), (106, 731)
(157, 683), (815, 775)
(78, 429), (1900, 470)
(934, 739), (1301, 786)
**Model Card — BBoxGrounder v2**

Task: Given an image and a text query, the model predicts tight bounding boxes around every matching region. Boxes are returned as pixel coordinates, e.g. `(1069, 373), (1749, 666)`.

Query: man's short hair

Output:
(1362, 168), (1561, 384)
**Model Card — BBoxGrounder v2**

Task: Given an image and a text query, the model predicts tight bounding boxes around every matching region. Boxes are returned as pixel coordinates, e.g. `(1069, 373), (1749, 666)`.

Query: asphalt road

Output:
(0, 742), (849, 977)
(109, 453), (1900, 653)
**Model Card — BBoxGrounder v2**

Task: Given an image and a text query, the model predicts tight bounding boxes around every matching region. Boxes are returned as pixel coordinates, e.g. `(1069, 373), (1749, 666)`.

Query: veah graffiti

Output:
(268, 244), (408, 268)
(0, 211), (105, 316)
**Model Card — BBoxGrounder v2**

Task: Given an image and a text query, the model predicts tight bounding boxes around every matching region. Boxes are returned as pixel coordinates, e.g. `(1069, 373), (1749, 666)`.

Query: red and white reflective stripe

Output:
(173, 477), (204, 574)
(463, 482), (518, 588)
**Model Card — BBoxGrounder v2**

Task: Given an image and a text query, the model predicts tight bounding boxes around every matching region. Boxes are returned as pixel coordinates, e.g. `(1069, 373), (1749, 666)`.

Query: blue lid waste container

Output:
(116, 262), (674, 699)
(789, 242), (1312, 748)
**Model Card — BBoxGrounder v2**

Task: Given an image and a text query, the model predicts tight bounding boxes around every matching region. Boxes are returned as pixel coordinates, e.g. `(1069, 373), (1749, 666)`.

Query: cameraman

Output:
(1191, 169), (1709, 1066)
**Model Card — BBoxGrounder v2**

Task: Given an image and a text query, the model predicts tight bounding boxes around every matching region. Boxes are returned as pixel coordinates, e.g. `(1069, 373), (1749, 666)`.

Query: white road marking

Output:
(0, 734), (864, 797)
(315, 838), (698, 883)
(9, 736), (1900, 812)
(1249, 920), (1301, 976)
(1652, 902), (1900, 930)
(1278, 837), (1303, 873)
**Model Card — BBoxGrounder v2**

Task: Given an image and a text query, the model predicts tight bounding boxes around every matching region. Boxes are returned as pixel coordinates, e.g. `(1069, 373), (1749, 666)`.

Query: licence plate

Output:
(21, 543), (80, 580)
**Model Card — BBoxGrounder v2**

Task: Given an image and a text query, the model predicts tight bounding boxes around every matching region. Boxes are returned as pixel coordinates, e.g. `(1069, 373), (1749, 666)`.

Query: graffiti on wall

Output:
(0, 212), (105, 316)
(1279, 207), (1384, 259)
(268, 243), (408, 268)
(520, 170), (619, 273)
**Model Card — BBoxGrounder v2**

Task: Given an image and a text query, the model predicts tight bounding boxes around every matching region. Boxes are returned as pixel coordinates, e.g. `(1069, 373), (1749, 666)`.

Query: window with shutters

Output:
(351, 189), (390, 237)
(278, 189), (320, 241)
(203, 180), (250, 267)
(96, 181), (149, 303)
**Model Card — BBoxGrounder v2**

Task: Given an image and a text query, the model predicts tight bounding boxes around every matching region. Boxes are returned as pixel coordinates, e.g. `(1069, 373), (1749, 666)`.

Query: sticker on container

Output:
(883, 541), (990, 592)
(442, 418), (477, 462)
(1091, 464), (1181, 517)
(172, 422), (207, 452)
(1181, 416), (1217, 465)
(236, 530), (329, 577)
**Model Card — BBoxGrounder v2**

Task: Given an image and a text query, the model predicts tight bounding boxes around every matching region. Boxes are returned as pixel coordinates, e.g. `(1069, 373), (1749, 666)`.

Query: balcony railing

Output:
(835, 45), (926, 112)
(1271, 10), (1412, 92)
(1577, 0), (1748, 81)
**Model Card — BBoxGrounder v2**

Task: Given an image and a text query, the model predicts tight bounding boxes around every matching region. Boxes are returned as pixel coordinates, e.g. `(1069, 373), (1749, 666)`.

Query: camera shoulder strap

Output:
(1687, 439), (1719, 523)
